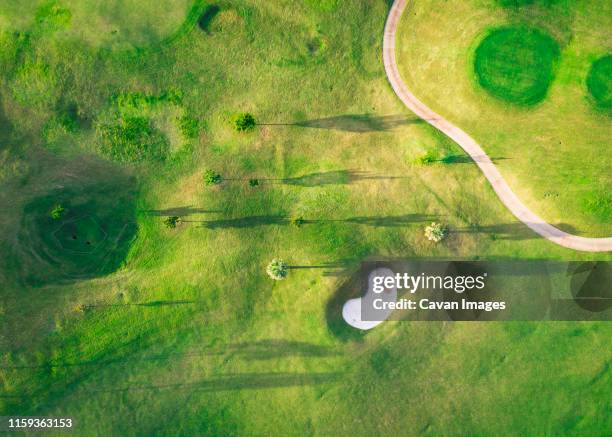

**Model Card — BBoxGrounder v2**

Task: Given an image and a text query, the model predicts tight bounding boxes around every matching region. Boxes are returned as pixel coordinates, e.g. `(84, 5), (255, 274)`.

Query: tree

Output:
(425, 222), (448, 242)
(203, 169), (221, 186)
(50, 204), (65, 220)
(233, 112), (256, 132)
(291, 216), (305, 228)
(177, 115), (200, 139)
(248, 178), (259, 187)
(416, 150), (437, 165)
(266, 259), (288, 280)
(164, 216), (181, 228)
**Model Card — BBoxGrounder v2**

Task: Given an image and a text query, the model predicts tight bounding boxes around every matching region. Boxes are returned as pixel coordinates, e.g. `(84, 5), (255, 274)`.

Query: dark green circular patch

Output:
(17, 185), (137, 285)
(474, 26), (560, 105)
(586, 55), (612, 110)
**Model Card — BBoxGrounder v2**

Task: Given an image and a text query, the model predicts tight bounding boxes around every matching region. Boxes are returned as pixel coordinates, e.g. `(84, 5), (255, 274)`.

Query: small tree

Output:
(248, 178), (259, 187)
(233, 112), (256, 132)
(266, 259), (288, 280)
(50, 204), (65, 220)
(416, 151), (437, 165)
(164, 216), (181, 228)
(203, 169), (222, 186)
(425, 222), (448, 242)
(291, 216), (305, 228)
(177, 115), (200, 139)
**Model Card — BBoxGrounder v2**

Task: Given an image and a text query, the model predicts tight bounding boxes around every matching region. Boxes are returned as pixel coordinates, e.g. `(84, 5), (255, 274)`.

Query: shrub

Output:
(233, 112), (256, 132)
(113, 90), (183, 111)
(163, 216), (181, 228)
(204, 169), (222, 185)
(266, 259), (288, 280)
(416, 151), (437, 165)
(97, 116), (168, 162)
(178, 115), (200, 138)
(42, 115), (77, 147)
(50, 204), (65, 220)
(248, 178), (259, 187)
(58, 110), (79, 133)
(425, 222), (448, 242)
(291, 216), (305, 227)
(35, 2), (72, 31)
(11, 61), (58, 108)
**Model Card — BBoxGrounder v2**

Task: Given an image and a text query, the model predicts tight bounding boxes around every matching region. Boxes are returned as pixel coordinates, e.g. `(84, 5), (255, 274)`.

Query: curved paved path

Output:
(383, 0), (612, 252)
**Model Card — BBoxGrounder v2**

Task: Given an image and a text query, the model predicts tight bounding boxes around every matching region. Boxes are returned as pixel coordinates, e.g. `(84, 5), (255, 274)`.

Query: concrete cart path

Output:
(383, 0), (612, 252)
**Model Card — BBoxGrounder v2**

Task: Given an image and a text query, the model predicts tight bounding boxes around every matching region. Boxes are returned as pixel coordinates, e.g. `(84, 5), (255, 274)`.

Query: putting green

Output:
(587, 55), (612, 110)
(474, 26), (560, 105)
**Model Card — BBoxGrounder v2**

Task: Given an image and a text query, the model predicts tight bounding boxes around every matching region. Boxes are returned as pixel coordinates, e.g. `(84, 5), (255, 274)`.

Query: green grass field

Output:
(1, 0), (611, 435)
(398, 0), (611, 236)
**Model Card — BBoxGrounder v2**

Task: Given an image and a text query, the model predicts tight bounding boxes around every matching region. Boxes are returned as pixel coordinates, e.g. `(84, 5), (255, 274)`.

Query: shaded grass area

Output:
(474, 25), (560, 105)
(0, 0), (611, 435)
(15, 187), (137, 285)
(197, 4), (221, 33)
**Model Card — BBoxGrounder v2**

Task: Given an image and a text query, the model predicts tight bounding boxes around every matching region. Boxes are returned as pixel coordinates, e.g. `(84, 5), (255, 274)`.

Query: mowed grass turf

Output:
(587, 54), (612, 109)
(0, 0), (611, 436)
(398, 0), (612, 236)
(474, 26), (560, 105)
(0, 0), (193, 48)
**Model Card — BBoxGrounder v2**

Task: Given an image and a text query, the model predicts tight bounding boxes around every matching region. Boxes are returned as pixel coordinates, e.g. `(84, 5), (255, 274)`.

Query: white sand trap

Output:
(342, 267), (397, 330)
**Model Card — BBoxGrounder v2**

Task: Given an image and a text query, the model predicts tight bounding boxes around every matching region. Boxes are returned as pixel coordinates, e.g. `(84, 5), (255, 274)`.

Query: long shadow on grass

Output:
(206, 340), (339, 360)
(142, 206), (220, 216)
(288, 259), (357, 277)
(225, 170), (409, 187)
(84, 300), (198, 308)
(91, 372), (341, 393)
(455, 222), (578, 241)
(3, 341), (339, 369)
(259, 114), (425, 133)
(197, 214), (436, 229)
(436, 155), (509, 164)
(199, 215), (288, 228)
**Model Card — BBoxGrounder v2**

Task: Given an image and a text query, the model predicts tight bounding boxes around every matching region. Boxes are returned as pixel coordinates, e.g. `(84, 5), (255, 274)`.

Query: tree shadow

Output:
(322, 214), (437, 227)
(85, 300), (198, 309)
(226, 170), (409, 187)
(454, 222), (578, 241)
(288, 259), (356, 277)
(280, 170), (408, 186)
(197, 4), (220, 33)
(260, 114), (424, 133)
(207, 340), (339, 360)
(2, 340), (339, 370)
(197, 214), (437, 229)
(92, 372), (341, 393)
(142, 206), (220, 216)
(200, 215), (288, 229)
(438, 155), (509, 164)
